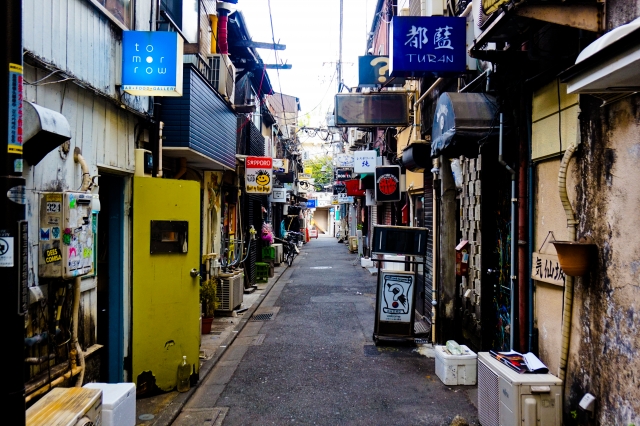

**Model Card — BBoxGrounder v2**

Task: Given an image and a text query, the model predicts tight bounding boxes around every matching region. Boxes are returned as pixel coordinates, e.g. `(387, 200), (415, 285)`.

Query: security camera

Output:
(579, 393), (596, 414)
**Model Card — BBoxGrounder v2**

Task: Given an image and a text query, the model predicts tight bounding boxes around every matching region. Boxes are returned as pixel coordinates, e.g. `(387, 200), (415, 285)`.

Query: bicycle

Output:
(274, 233), (299, 266)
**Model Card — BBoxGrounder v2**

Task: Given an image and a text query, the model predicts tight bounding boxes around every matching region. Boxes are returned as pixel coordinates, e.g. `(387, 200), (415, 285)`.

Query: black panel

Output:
(150, 221), (188, 254)
(372, 225), (429, 256)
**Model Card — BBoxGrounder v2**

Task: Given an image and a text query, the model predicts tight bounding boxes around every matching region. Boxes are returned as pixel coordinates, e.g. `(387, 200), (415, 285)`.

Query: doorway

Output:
(96, 174), (126, 383)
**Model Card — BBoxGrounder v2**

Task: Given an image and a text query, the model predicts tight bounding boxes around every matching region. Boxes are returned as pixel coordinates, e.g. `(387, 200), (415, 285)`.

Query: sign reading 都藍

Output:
(531, 252), (566, 286)
(358, 56), (406, 86)
(375, 166), (401, 202)
(354, 150), (377, 174)
(389, 16), (466, 77)
(122, 31), (184, 96)
(245, 156), (273, 194)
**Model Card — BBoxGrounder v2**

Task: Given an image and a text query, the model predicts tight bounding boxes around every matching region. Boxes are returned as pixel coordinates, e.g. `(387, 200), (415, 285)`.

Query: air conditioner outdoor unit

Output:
(207, 54), (236, 102)
(477, 352), (562, 426)
(217, 271), (244, 311)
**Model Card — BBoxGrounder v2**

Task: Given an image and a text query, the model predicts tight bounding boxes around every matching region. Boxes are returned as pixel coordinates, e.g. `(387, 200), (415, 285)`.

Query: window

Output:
(160, 0), (199, 44)
(95, 0), (133, 28)
(414, 195), (424, 227)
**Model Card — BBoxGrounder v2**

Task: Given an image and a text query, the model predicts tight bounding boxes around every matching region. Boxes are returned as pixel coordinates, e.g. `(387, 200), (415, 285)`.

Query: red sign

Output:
(375, 166), (401, 202)
(245, 156), (273, 194)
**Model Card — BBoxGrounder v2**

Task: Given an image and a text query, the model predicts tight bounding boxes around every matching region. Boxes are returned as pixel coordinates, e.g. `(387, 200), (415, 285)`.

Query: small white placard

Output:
(0, 237), (14, 267)
(354, 150), (377, 174)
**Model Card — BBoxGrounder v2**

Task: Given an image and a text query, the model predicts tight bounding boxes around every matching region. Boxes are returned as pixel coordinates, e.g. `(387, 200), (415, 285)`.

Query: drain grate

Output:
(250, 313), (274, 322)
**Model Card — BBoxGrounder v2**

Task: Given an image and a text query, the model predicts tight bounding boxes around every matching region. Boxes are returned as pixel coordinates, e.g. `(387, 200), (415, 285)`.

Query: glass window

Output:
(97, 0), (133, 28)
(160, 0), (198, 44)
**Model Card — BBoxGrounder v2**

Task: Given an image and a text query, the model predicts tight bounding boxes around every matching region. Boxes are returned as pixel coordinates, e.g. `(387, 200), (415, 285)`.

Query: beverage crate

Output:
(256, 262), (269, 283)
(262, 246), (276, 261)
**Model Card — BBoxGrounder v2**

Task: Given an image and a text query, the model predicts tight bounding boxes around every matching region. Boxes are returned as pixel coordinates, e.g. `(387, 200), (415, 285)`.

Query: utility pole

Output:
(338, 0), (343, 93)
(1, 0), (27, 424)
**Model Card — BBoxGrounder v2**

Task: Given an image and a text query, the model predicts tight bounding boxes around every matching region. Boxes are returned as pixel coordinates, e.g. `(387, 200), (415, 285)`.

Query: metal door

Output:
(132, 177), (201, 392)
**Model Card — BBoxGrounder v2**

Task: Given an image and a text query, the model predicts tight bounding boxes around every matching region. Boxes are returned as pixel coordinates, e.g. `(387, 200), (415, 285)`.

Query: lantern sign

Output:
(375, 166), (401, 202)
(245, 156), (273, 194)
(389, 16), (466, 77)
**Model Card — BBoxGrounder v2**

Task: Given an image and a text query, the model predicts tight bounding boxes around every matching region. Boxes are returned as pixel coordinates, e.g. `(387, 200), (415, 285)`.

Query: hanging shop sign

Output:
(389, 16), (466, 77)
(245, 156), (273, 194)
(335, 153), (354, 167)
(335, 93), (409, 127)
(354, 150), (377, 174)
(334, 168), (353, 181)
(333, 183), (346, 195)
(306, 199), (317, 209)
(269, 187), (286, 203)
(331, 195), (340, 205)
(122, 31), (184, 96)
(358, 56), (406, 86)
(273, 158), (288, 173)
(531, 252), (566, 286)
(375, 166), (401, 202)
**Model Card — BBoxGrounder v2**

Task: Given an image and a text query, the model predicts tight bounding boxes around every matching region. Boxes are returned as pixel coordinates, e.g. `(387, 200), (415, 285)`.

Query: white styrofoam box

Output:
(383, 255), (405, 270)
(84, 382), (136, 426)
(361, 257), (374, 268)
(434, 345), (477, 386)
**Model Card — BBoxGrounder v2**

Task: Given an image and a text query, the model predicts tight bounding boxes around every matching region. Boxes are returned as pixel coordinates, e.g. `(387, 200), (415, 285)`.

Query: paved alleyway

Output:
(174, 237), (479, 425)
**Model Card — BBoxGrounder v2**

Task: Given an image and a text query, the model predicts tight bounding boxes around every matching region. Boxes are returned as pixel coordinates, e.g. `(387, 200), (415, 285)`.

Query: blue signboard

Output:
(307, 199), (317, 209)
(122, 31), (184, 96)
(389, 16), (466, 77)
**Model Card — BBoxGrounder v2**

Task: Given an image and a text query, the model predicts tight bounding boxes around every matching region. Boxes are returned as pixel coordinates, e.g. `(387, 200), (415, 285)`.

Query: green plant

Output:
(356, 223), (363, 230)
(200, 279), (218, 317)
(570, 410), (578, 420)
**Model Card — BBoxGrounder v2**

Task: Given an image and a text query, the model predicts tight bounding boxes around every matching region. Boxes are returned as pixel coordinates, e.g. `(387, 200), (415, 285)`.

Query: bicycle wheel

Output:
(287, 251), (294, 266)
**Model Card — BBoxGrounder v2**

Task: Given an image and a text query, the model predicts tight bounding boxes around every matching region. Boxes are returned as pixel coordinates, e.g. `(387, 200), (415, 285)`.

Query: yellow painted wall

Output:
(132, 177), (201, 391)
(532, 81), (579, 160)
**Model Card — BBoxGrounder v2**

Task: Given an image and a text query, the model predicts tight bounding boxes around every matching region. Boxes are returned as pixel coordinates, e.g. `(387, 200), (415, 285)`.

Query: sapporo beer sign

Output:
(246, 156), (273, 194)
(375, 166), (401, 202)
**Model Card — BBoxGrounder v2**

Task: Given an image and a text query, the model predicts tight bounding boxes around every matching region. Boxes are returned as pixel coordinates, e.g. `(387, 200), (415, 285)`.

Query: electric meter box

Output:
(39, 192), (95, 278)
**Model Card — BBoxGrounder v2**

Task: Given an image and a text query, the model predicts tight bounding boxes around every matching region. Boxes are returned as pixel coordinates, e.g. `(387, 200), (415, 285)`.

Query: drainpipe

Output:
(498, 114), (517, 351)
(72, 148), (92, 387)
(174, 157), (188, 179)
(518, 108), (528, 351)
(527, 114), (535, 352)
(158, 121), (164, 177)
(558, 143), (578, 381)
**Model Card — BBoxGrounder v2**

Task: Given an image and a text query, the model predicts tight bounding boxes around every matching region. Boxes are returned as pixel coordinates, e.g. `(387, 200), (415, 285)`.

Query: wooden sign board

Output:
(531, 252), (566, 286)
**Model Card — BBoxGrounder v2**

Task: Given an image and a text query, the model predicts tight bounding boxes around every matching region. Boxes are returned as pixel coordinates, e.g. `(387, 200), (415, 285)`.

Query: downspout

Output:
(174, 157), (188, 179)
(72, 148), (92, 387)
(216, 4), (231, 55)
(158, 122), (164, 177)
(518, 106), (528, 351)
(497, 114), (517, 351)
(527, 113), (535, 352)
(558, 143), (578, 381)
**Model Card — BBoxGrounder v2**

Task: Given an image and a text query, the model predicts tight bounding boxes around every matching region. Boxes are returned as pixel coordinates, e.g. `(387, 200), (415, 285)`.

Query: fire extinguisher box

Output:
(455, 240), (470, 276)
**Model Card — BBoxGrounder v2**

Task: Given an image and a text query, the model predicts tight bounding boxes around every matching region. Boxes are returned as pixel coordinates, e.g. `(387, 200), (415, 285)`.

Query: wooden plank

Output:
(26, 387), (101, 426)
(532, 251), (566, 286)
(42, 0), (53, 62)
(93, 98), (107, 165)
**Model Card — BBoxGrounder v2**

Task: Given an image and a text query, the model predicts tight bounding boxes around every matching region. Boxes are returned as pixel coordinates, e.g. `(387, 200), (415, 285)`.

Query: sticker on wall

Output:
(0, 237), (14, 267)
(40, 228), (51, 241)
(51, 227), (61, 239)
(44, 247), (62, 264)
(245, 156), (273, 194)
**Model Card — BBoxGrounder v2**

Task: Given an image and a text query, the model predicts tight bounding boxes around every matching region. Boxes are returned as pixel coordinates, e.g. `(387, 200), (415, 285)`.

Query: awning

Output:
(430, 92), (498, 159)
(23, 102), (71, 165)
(559, 17), (640, 95)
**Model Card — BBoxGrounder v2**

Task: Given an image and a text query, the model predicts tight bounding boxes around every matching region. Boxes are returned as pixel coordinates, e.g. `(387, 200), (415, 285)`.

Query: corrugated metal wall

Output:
(239, 119), (267, 286)
(423, 175), (434, 325)
(162, 66), (237, 169)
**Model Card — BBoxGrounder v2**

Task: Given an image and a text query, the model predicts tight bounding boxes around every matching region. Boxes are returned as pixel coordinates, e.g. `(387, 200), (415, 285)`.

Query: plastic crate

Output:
(262, 246), (276, 261)
(256, 262), (269, 283)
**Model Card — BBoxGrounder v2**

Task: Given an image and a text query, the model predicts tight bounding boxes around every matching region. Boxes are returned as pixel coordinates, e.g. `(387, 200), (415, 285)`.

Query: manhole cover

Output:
(250, 313), (274, 321)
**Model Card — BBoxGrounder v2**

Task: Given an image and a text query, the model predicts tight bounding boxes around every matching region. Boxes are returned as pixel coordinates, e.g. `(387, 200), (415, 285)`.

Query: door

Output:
(96, 174), (125, 383)
(132, 177), (201, 393)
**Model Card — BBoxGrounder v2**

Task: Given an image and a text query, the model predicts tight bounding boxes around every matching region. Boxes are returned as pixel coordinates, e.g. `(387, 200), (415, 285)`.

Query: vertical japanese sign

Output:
(375, 166), (401, 202)
(389, 16), (466, 77)
(354, 150), (376, 174)
(18, 221), (28, 314)
(245, 156), (273, 194)
(8, 63), (23, 156)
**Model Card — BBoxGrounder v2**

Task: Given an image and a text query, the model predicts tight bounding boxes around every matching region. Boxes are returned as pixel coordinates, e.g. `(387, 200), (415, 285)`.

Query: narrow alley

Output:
(173, 237), (478, 425)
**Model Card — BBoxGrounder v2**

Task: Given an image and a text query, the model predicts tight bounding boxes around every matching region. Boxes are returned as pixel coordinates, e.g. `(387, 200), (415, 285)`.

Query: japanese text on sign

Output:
(531, 252), (566, 286)
(8, 63), (24, 155)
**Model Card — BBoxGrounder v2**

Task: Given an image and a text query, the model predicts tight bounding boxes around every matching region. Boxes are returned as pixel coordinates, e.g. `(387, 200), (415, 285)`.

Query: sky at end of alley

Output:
(239, 0), (376, 128)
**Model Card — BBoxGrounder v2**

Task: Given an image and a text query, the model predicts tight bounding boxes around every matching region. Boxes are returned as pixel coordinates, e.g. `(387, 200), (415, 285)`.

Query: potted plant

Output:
(200, 279), (218, 334)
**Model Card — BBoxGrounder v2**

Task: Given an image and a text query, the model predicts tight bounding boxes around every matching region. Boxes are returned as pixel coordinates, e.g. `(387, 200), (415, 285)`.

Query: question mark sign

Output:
(369, 57), (389, 83)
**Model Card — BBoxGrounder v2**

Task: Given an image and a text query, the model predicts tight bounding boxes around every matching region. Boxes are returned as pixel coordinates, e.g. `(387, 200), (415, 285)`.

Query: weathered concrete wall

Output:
(565, 94), (640, 425)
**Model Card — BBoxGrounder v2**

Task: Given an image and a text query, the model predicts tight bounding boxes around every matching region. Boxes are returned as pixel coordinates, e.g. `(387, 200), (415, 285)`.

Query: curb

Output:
(152, 264), (292, 426)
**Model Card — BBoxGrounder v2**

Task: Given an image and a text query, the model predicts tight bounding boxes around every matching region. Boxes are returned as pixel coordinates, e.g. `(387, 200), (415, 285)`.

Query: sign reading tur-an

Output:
(122, 31), (184, 96)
